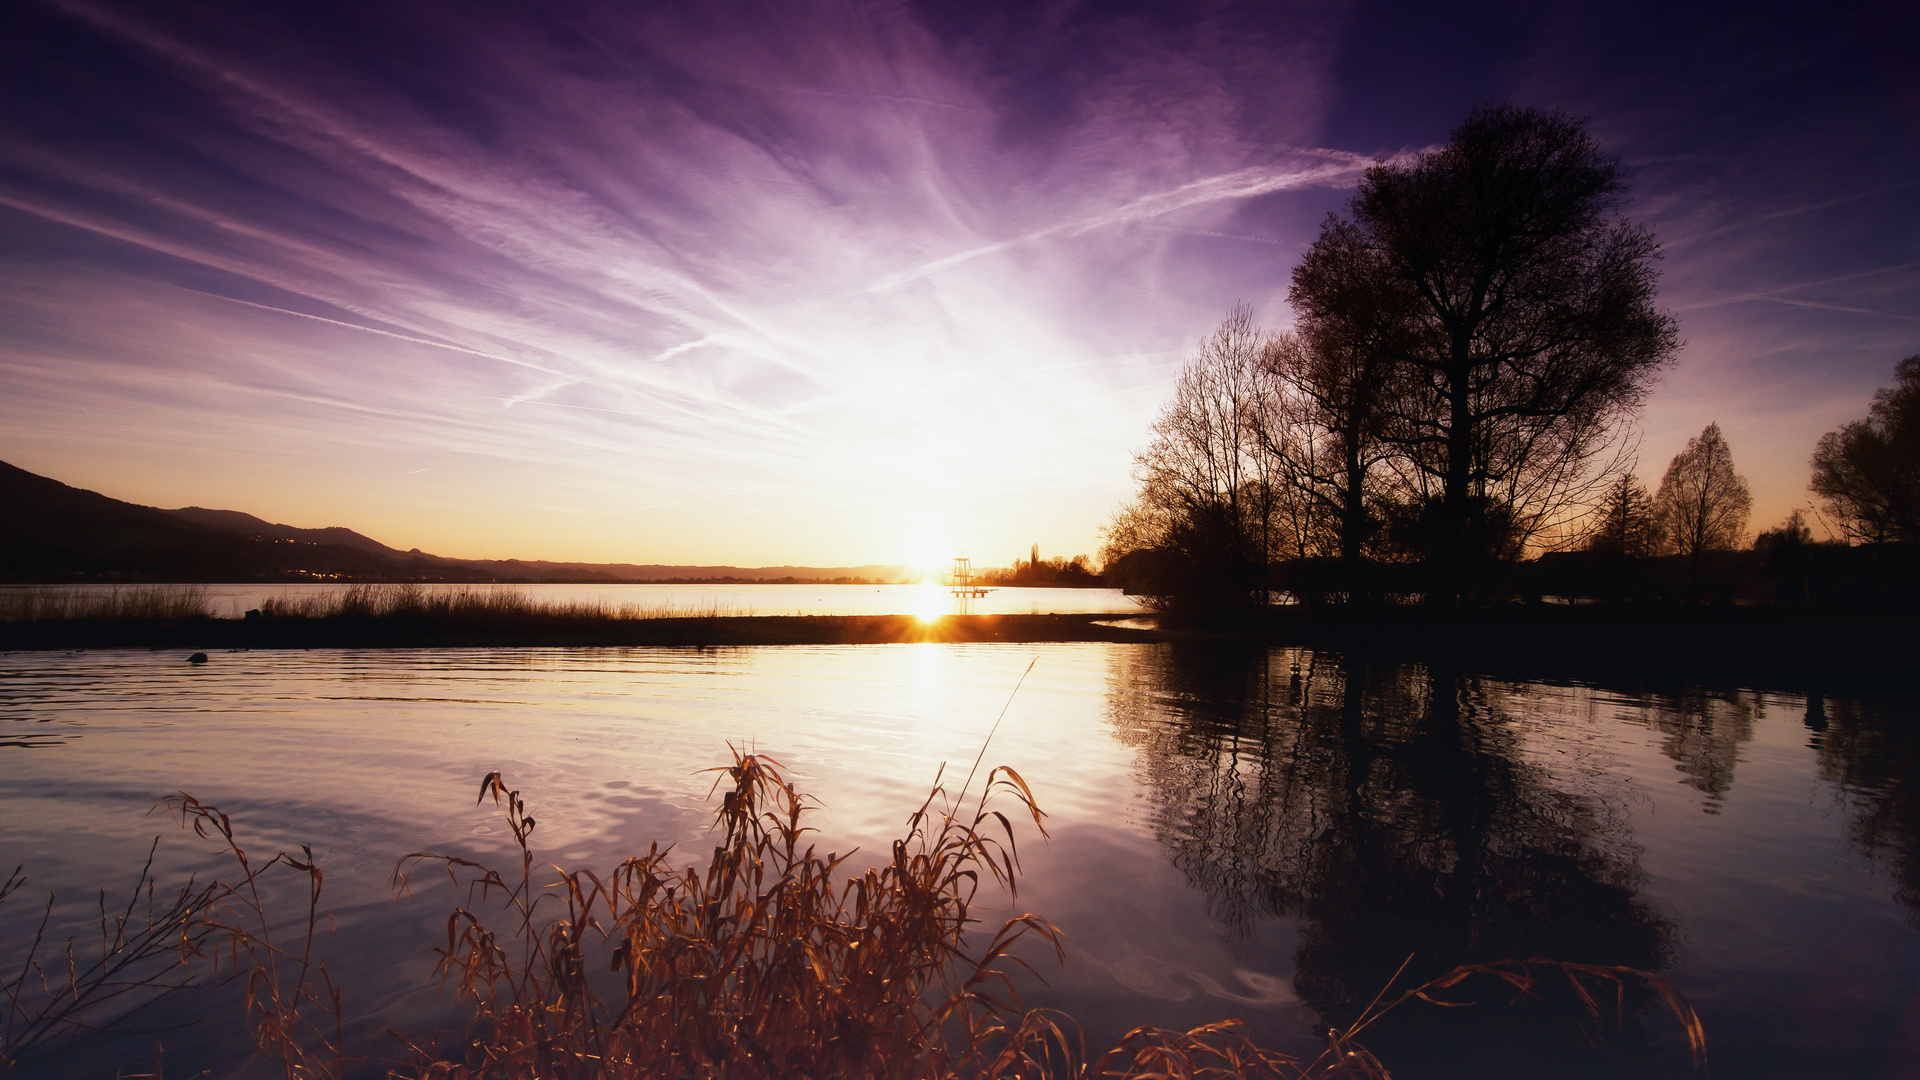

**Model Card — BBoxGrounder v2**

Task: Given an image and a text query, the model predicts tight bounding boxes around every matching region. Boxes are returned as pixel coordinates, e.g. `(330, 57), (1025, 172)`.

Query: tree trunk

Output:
(1438, 338), (1477, 605)
(1341, 436), (1365, 569)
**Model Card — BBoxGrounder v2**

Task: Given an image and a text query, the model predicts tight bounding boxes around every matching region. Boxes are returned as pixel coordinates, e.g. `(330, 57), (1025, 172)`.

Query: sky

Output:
(1, 0), (1914, 569)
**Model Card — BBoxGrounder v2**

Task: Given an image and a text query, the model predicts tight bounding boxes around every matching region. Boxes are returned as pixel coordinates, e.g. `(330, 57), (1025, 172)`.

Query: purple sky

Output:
(2, 0), (1914, 567)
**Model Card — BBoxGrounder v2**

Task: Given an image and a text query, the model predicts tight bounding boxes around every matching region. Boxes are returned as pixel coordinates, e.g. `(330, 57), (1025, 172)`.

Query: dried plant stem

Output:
(0, 843), (218, 1071)
(161, 795), (347, 1079)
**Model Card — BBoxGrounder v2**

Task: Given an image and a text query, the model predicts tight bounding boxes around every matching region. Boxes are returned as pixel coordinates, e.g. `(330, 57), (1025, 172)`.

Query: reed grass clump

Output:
(0, 584), (212, 622)
(388, 753), (1083, 1079)
(2, 750), (1707, 1079)
(258, 584), (737, 622)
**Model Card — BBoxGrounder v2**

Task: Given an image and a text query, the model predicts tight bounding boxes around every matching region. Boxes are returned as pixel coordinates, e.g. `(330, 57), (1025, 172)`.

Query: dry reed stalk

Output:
(1329, 957), (1709, 1074)
(0, 844), (218, 1071)
(161, 795), (347, 1080)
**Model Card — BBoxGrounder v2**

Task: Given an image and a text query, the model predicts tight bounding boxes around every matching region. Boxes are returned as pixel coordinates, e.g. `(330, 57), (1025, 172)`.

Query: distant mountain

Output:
(0, 460), (413, 582)
(164, 506), (402, 556)
(0, 460), (910, 584)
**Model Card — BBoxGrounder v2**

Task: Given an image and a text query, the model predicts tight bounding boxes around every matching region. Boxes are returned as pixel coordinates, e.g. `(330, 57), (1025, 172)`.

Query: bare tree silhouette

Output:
(1810, 355), (1920, 545)
(1289, 105), (1678, 602)
(1654, 423), (1751, 586)
(1104, 306), (1290, 615)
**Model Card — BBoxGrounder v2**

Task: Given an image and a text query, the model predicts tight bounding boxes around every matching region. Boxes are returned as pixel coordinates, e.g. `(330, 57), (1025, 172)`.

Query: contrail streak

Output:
(181, 290), (549, 368)
(867, 156), (1379, 292)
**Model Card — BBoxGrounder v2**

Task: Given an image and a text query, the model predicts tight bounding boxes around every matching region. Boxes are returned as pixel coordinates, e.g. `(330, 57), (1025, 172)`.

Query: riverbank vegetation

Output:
(973, 556), (1103, 588)
(0, 584), (212, 622)
(0, 584), (1157, 649)
(3, 583), (1914, 686)
(0, 582), (721, 624)
(253, 582), (736, 621)
(1, 750), (1704, 1078)
(1099, 104), (1919, 621)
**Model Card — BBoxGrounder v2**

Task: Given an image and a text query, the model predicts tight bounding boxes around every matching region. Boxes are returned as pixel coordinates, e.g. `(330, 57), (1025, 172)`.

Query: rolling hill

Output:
(0, 460), (908, 584)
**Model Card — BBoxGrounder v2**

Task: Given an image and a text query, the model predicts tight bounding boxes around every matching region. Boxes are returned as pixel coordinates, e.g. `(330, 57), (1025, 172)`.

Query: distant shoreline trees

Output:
(1105, 105), (1680, 614)
(974, 554), (1098, 587)
(1102, 106), (1916, 617)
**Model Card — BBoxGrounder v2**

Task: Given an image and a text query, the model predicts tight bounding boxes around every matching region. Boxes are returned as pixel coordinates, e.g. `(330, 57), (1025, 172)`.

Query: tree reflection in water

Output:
(1616, 687), (1755, 814)
(1105, 644), (1680, 1077)
(1813, 694), (1920, 925)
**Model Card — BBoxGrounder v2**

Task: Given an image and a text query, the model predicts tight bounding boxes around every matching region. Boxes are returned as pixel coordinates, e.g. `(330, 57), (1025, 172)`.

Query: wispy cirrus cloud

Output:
(2, 0), (1911, 558)
(0, 0), (1355, 563)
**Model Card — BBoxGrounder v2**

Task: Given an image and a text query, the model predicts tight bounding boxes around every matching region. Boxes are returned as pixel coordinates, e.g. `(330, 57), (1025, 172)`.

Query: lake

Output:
(2, 642), (1916, 1078)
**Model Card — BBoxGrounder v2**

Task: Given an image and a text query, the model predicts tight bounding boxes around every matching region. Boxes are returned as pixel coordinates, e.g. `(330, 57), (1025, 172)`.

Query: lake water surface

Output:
(2, 643), (1916, 1078)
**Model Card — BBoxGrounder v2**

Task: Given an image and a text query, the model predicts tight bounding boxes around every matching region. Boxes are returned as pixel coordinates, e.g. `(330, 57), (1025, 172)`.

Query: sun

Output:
(902, 529), (954, 583)
(912, 581), (947, 623)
